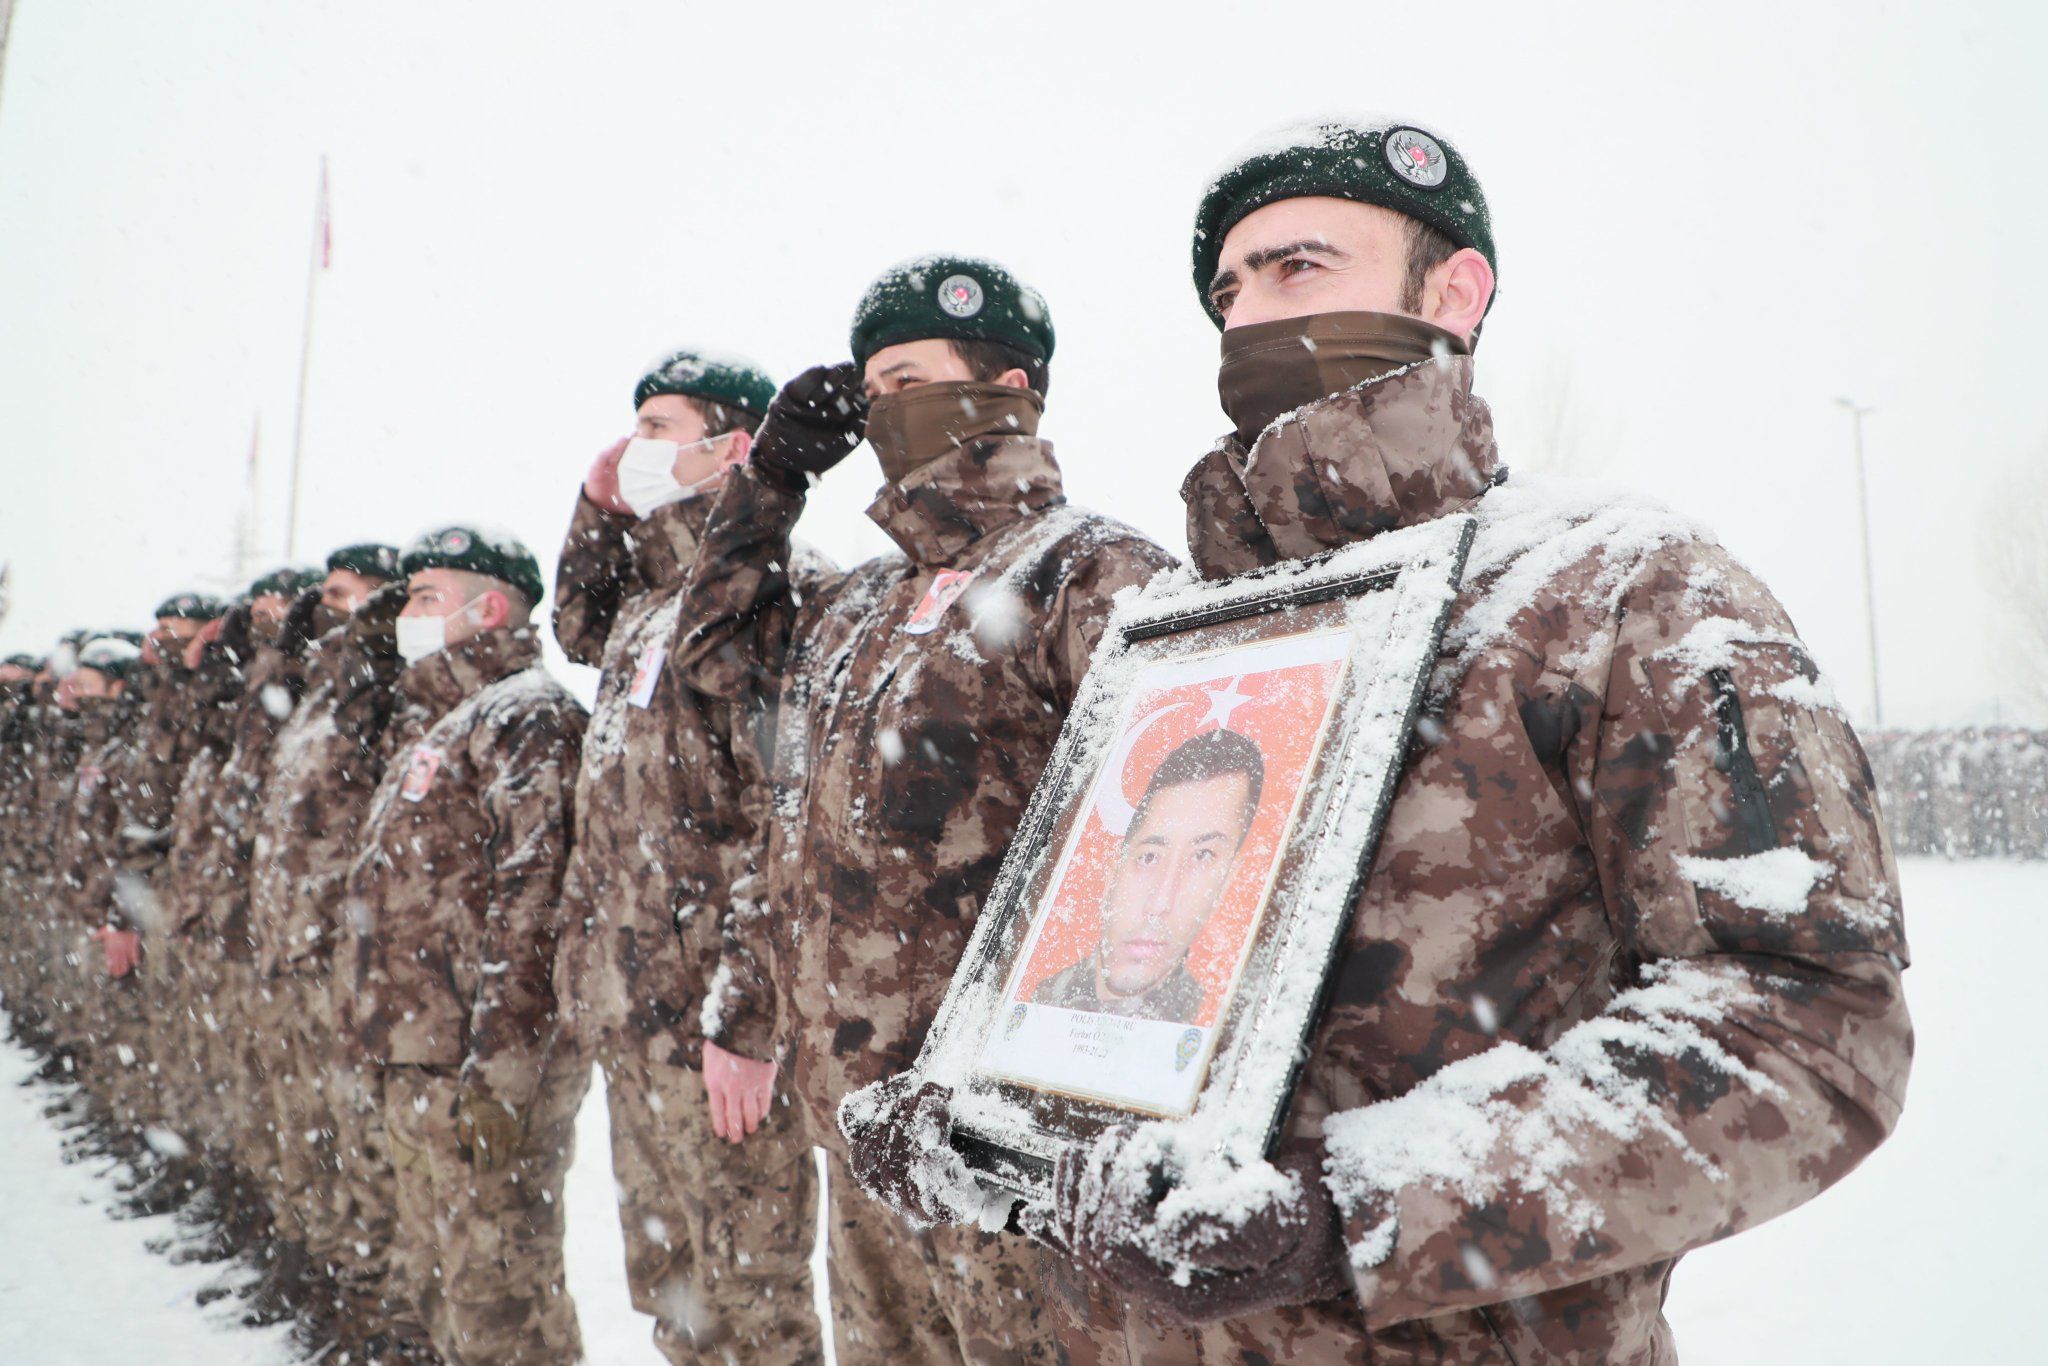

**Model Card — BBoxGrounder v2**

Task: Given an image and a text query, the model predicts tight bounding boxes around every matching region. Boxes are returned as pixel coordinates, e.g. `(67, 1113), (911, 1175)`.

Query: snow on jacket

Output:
(341, 627), (584, 1105)
(1061, 355), (1913, 1362)
(675, 438), (1178, 1148)
(246, 626), (404, 977)
(55, 696), (137, 927)
(550, 491), (829, 1069)
(158, 642), (258, 942)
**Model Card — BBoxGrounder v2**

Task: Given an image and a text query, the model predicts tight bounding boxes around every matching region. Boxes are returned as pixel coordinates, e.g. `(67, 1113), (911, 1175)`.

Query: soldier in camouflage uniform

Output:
(677, 256), (1177, 1364)
(244, 546), (406, 1324)
(551, 352), (823, 1363)
(850, 118), (1914, 1364)
(341, 526), (589, 1364)
(1, 646), (87, 1035)
(51, 638), (149, 1116)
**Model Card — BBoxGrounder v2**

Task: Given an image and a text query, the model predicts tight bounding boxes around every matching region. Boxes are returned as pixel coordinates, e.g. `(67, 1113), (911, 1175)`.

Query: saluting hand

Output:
(582, 436), (633, 516)
(746, 363), (869, 494)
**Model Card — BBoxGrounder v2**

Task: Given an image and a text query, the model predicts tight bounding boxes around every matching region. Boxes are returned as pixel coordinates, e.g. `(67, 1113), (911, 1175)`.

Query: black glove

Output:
(349, 581), (410, 660)
(840, 1075), (995, 1229)
(749, 362), (868, 494)
(280, 585), (338, 658)
(1023, 1130), (1350, 1326)
(216, 602), (256, 666)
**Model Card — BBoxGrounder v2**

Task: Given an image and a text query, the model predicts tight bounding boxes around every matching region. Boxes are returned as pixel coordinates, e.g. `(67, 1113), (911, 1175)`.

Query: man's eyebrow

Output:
(1212, 238), (1350, 297)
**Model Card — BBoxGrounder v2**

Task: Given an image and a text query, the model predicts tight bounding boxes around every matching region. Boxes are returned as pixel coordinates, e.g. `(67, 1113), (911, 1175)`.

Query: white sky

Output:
(1, 0), (2042, 725)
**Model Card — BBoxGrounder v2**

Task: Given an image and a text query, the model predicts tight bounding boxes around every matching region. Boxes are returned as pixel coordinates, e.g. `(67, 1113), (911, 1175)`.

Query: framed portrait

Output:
(912, 513), (1477, 1200)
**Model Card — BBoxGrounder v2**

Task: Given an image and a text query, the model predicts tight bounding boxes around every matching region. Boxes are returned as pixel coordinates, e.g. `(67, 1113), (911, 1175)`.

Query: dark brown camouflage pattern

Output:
(1051, 356), (1913, 1362)
(677, 438), (1175, 1362)
(341, 627), (585, 1105)
(550, 487), (825, 1362)
(383, 1054), (589, 1363)
(550, 491), (772, 1070)
(247, 626), (403, 977)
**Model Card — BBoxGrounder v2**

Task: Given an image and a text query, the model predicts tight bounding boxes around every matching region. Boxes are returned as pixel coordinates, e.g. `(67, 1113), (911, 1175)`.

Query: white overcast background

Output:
(1, 0), (2042, 725)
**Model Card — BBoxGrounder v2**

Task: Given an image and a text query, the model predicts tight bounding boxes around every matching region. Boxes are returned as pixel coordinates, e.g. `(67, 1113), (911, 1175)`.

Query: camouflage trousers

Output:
(1038, 1256), (1387, 1365)
(251, 974), (394, 1276)
(382, 1053), (589, 1364)
(598, 1049), (823, 1365)
(823, 1149), (1056, 1364)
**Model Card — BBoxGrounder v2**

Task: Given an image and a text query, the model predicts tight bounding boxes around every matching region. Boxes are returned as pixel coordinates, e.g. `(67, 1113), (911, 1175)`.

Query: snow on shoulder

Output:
(1677, 848), (1829, 920)
(1443, 472), (1709, 686)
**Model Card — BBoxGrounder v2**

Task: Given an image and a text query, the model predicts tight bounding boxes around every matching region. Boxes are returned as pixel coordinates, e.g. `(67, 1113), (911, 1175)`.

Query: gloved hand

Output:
(1022, 1128), (1350, 1326)
(748, 363), (868, 494)
(582, 436), (633, 516)
(349, 581), (410, 660)
(216, 601), (257, 665)
(453, 1087), (525, 1174)
(839, 1075), (1004, 1229)
(280, 585), (336, 657)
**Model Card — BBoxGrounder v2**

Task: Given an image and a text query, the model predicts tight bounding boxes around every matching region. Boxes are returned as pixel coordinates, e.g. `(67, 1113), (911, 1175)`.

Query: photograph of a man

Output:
(1033, 727), (1265, 1023)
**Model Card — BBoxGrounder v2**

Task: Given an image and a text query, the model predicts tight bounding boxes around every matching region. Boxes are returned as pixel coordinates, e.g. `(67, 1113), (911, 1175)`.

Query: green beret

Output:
(634, 350), (779, 417)
(77, 636), (142, 681)
(401, 524), (545, 607)
(327, 542), (402, 581)
(5, 653), (44, 671)
(154, 591), (226, 622)
(1193, 118), (1495, 327)
(849, 254), (1054, 369)
(248, 564), (324, 599)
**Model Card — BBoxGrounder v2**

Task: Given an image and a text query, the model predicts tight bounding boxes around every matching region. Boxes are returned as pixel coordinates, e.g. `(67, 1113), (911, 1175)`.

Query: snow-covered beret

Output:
(153, 591), (226, 622)
(848, 253), (1054, 369)
(247, 564), (323, 599)
(634, 349), (779, 418)
(326, 542), (401, 582)
(77, 635), (143, 680)
(401, 525), (544, 607)
(1192, 117), (1495, 327)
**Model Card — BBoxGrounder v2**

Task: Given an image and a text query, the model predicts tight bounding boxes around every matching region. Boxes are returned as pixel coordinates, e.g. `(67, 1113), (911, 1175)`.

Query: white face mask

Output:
(395, 596), (484, 665)
(616, 436), (729, 517)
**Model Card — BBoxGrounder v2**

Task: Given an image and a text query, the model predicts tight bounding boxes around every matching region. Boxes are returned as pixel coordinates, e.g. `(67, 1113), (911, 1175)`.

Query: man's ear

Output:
(474, 590), (510, 630)
(717, 428), (753, 468)
(1427, 247), (1494, 343)
(994, 367), (1031, 391)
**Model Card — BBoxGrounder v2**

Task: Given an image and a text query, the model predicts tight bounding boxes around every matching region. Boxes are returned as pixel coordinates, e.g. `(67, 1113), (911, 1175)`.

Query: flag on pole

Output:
(316, 155), (332, 269)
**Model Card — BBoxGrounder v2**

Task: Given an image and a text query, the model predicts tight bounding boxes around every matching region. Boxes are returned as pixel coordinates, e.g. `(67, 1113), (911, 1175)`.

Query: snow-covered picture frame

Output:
(912, 513), (1477, 1200)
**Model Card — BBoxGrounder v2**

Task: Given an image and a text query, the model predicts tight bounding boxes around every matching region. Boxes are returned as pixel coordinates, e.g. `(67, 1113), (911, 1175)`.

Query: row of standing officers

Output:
(0, 115), (1913, 1365)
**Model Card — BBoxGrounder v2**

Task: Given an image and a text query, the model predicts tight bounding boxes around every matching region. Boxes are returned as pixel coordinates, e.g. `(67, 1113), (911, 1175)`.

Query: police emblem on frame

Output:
(937, 274), (985, 319)
(1384, 127), (1449, 189)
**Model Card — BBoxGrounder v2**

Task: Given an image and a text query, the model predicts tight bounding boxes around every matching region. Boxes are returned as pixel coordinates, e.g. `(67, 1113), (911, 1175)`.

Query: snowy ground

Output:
(2, 857), (2039, 1363)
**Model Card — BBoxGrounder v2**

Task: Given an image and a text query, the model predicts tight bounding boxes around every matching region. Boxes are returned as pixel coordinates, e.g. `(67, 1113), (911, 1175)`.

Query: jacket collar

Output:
(628, 493), (716, 590)
(866, 435), (1066, 568)
(399, 627), (539, 721)
(1186, 355), (1499, 576)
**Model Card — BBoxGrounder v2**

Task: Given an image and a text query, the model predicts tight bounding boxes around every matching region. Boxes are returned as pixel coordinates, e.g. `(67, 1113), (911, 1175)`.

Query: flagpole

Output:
(235, 415), (262, 582)
(284, 155), (329, 561)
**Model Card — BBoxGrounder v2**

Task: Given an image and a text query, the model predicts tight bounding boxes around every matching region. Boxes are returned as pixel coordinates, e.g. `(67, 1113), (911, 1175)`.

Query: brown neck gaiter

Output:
(1217, 310), (1469, 444)
(865, 381), (1044, 484)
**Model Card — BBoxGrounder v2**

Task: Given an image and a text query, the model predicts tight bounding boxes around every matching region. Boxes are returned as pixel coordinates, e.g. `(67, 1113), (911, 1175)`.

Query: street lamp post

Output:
(1835, 397), (1883, 729)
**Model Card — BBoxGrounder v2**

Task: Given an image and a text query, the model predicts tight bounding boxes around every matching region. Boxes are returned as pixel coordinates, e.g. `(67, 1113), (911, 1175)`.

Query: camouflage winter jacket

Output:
(247, 626), (404, 977)
(551, 491), (806, 1069)
(158, 643), (257, 943)
(677, 439), (1178, 1147)
(341, 628), (585, 1104)
(57, 696), (138, 927)
(1056, 356), (1913, 1364)
(11, 695), (82, 906)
